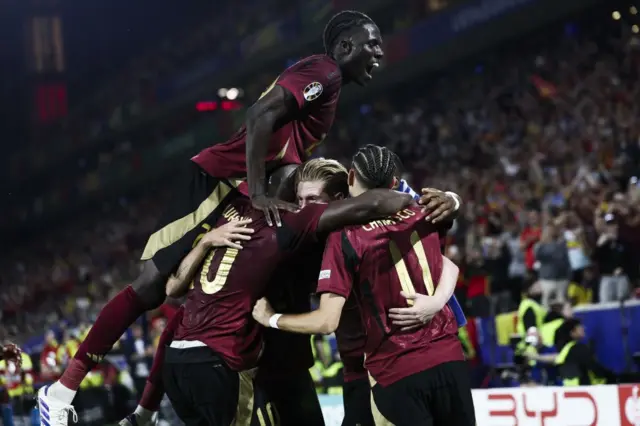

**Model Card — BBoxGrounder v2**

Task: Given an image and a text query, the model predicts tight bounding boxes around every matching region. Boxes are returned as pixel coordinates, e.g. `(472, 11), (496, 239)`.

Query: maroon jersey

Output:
(335, 294), (367, 382)
(316, 206), (464, 387)
(336, 221), (453, 383)
(192, 55), (341, 179)
(259, 242), (324, 374)
(173, 196), (328, 371)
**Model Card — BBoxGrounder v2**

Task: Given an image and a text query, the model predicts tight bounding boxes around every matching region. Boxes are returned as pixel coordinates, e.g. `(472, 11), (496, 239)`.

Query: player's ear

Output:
(340, 38), (353, 55)
(391, 176), (399, 190)
(348, 169), (356, 187)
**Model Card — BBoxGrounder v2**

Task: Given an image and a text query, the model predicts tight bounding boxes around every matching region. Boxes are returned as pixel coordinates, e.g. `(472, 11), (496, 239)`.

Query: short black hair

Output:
(351, 144), (399, 189)
(323, 10), (375, 54)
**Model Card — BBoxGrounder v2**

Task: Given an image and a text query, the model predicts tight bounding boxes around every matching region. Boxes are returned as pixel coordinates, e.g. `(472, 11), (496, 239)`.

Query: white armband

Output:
(269, 314), (283, 329)
(445, 191), (461, 211)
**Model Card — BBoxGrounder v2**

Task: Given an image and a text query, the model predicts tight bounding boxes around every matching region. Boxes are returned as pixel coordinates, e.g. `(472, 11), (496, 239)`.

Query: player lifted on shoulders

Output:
(252, 148), (476, 426)
(38, 10), (383, 425)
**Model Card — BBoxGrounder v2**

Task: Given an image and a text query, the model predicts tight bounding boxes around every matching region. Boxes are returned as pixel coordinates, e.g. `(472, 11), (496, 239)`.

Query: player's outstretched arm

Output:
(166, 220), (254, 297)
(253, 293), (347, 335)
(316, 189), (413, 233)
(246, 85), (299, 226)
(389, 255), (460, 331)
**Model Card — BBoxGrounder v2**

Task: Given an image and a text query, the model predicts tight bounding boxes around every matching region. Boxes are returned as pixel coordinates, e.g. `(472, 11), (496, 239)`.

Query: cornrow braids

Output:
(323, 10), (375, 54)
(351, 144), (398, 189)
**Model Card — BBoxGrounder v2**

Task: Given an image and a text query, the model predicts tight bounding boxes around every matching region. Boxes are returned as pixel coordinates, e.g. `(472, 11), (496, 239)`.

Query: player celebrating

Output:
(38, 10), (384, 424)
(257, 159), (462, 426)
(160, 165), (415, 425)
(119, 158), (462, 426)
(252, 150), (476, 426)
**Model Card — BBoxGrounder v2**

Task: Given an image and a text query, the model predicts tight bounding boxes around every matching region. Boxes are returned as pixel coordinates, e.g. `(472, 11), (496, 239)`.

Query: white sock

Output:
(134, 406), (156, 422)
(47, 381), (77, 404)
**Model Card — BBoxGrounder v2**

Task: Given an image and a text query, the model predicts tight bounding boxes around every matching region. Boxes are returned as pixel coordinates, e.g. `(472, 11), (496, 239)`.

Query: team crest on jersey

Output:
(303, 82), (323, 101)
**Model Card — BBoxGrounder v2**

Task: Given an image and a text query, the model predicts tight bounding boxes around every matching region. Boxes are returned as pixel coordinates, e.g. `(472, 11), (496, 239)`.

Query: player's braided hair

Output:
(351, 144), (400, 189)
(295, 158), (349, 198)
(323, 10), (376, 54)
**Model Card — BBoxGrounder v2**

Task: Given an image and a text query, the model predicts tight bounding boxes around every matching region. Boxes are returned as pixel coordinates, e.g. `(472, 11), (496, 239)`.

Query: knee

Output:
(131, 260), (168, 309)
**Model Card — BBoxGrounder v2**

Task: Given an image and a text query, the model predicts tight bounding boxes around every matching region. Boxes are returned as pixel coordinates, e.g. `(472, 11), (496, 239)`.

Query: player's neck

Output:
(350, 184), (367, 197)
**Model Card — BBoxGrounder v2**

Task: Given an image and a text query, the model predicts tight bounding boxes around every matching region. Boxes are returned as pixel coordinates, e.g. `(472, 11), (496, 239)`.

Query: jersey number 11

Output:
(389, 231), (435, 306)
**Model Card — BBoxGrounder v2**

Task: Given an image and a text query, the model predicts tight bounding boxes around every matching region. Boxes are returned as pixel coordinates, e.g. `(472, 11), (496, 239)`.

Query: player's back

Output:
(259, 242), (324, 373)
(192, 54), (342, 179)
(342, 205), (463, 386)
(173, 195), (327, 371)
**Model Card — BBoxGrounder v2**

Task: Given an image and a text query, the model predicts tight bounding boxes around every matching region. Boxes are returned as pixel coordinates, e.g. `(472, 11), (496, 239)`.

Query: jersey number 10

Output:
(192, 224), (242, 294)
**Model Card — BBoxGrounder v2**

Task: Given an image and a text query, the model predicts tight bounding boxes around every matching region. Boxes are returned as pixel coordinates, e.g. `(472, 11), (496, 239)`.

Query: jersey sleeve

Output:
(277, 203), (328, 252)
(316, 231), (355, 299)
(277, 58), (339, 109)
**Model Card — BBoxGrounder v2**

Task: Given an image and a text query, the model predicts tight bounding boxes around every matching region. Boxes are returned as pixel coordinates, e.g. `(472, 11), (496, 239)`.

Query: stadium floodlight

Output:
(612, 11), (621, 20)
(633, 24), (639, 33)
(227, 88), (239, 100)
(631, 6), (638, 15)
(218, 88), (228, 98)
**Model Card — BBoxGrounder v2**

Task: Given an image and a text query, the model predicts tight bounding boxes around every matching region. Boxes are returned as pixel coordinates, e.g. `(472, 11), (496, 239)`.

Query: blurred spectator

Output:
(483, 233), (512, 314)
(125, 324), (152, 398)
(555, 211), (591, 283)
(567, 266), (596, 306)
(534, 223), (571, 306)
(594, 214), (632, 302)
(504, 220), (526, 307)
(520, 210), (542, 274)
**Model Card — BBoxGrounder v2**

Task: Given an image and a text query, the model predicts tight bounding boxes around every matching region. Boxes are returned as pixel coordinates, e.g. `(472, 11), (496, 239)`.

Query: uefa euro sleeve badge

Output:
(303, 82), (323, 101)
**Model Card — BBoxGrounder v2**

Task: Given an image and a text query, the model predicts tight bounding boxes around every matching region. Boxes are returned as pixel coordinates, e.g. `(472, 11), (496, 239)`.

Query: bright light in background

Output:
(612, 11), (621, 20)
(631, 6), (638, 15)
(633, 24), (640, 33)
(226, 88), (239, 100)
(217, 87), (242, 100)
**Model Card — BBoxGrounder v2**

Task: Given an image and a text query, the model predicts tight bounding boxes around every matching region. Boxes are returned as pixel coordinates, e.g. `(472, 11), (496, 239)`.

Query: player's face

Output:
(297, 180), (332, 208)
(343, 23), (383, 85)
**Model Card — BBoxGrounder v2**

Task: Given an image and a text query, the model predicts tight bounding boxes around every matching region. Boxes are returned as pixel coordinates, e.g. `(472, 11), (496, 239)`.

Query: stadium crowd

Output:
(2, 4), (640, 424)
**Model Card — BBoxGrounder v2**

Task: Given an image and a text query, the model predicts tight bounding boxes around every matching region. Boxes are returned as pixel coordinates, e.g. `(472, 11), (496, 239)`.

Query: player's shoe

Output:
(37, 385), (78, 425)
(118, 412), (159, 426)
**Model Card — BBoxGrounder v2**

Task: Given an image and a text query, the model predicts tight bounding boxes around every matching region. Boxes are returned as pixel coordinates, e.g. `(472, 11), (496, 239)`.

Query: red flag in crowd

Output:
(530, 74), (558, 98)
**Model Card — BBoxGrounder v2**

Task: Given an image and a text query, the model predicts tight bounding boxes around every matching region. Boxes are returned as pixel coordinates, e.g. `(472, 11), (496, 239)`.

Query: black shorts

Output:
(371, 361), (475, 426)
(141, 162), (240, 276)
(342, 378), (374, 426)
(257, 369), (324, 426)
(163, 346), (277, 426)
